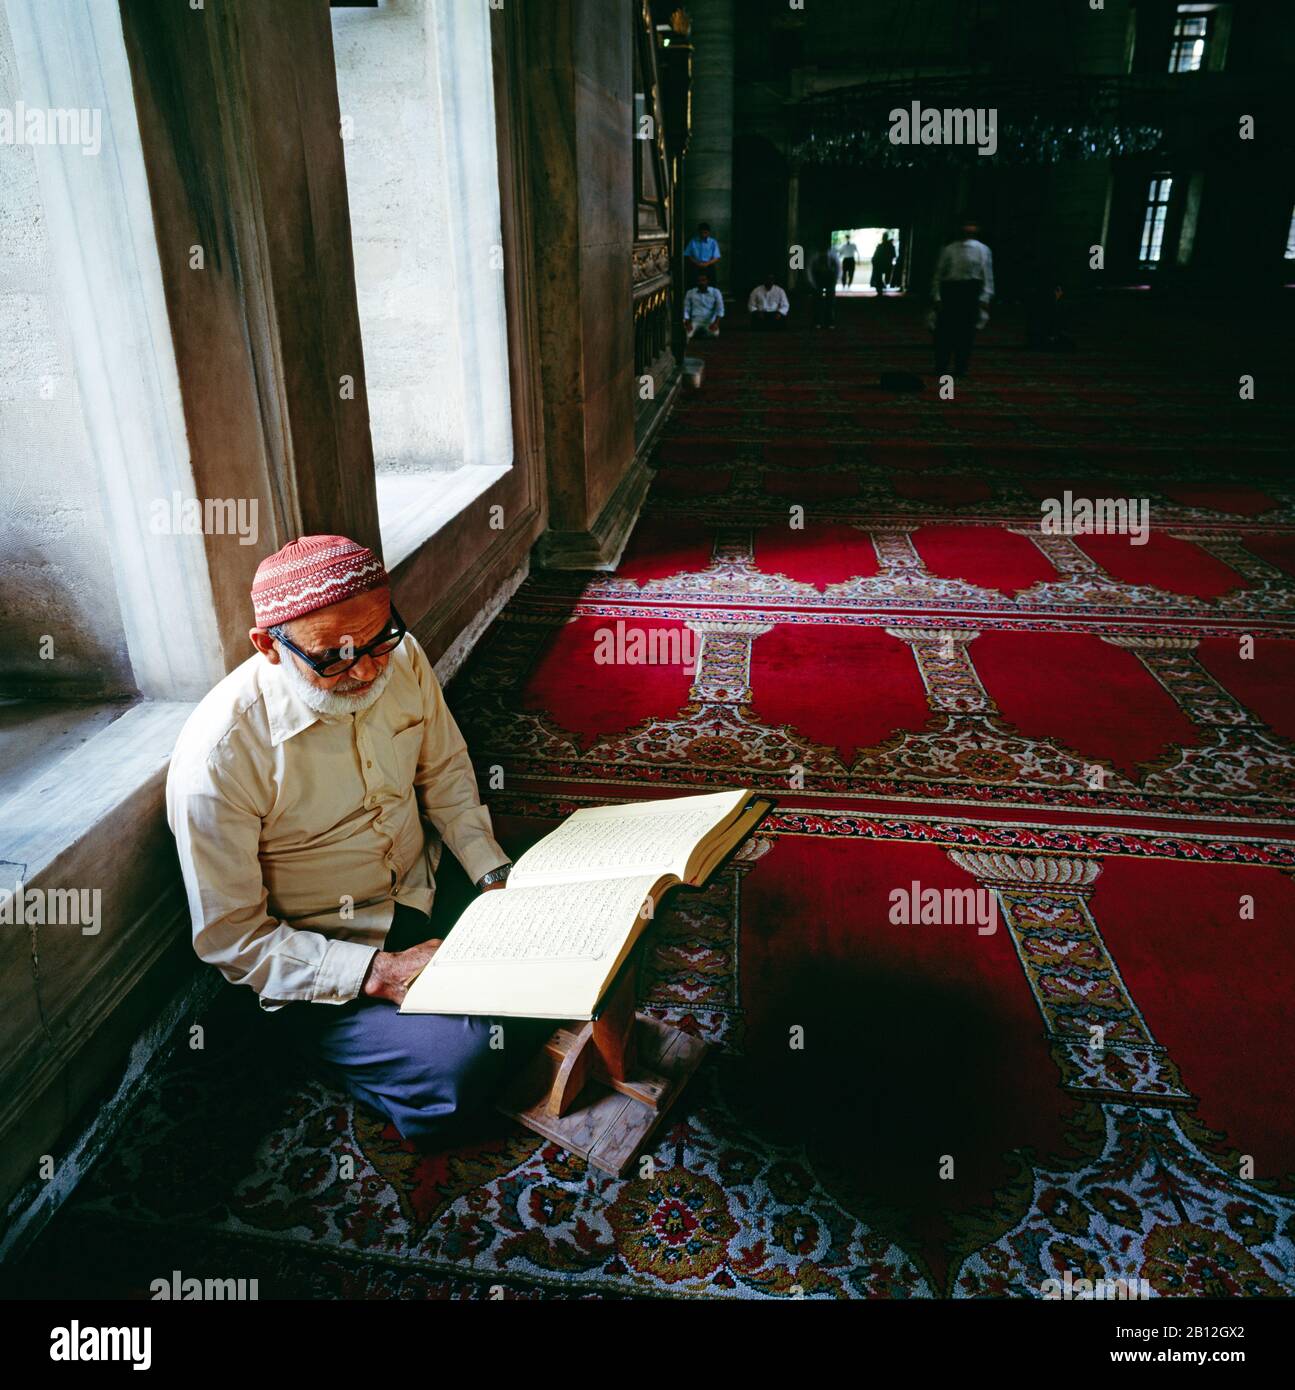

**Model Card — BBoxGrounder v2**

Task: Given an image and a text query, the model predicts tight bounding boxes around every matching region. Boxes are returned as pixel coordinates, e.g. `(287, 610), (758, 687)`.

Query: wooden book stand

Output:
(497, 814), (773, 1176)
(496, 943), (706, 1177)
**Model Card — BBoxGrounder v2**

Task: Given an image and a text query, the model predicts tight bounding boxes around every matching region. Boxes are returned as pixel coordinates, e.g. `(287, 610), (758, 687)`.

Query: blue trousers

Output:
(277, 906), (550, 1143)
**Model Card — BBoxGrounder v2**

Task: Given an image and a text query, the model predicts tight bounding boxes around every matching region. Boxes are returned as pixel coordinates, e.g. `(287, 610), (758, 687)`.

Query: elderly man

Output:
(166, 534), (533, 1143)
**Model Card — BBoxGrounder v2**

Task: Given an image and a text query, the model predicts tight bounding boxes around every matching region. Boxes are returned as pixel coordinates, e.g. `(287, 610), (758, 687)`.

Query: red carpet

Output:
(16, 294), (1295, 1300)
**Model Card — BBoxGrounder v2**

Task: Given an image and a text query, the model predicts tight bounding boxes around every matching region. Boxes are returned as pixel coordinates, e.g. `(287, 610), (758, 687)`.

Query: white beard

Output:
(275, 647), (394, 717)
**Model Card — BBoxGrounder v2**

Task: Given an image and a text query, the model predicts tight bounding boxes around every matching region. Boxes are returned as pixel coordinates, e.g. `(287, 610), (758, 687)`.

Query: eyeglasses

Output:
(275, 605), (407, 678)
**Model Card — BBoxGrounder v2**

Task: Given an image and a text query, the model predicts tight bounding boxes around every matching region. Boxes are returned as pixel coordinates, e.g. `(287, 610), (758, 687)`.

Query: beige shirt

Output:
(165, 633), (508, 1012)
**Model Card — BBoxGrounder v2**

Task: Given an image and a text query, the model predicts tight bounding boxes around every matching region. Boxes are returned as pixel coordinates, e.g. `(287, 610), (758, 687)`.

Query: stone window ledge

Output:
(376, 464), (513, 569)
(0, 701), (195, 888)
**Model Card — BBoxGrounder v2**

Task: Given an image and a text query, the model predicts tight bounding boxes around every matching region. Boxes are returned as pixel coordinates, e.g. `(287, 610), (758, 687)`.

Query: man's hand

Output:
(480, 878), (507, 893)
(361, 939), (442, 1006)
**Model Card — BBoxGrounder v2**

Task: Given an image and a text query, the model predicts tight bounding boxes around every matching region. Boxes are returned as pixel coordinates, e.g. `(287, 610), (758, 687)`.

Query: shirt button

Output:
(366, 760), (372, 768)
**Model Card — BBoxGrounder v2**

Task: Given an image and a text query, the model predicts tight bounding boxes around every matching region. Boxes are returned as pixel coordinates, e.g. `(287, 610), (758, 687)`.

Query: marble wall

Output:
(0, 2), (133, 698)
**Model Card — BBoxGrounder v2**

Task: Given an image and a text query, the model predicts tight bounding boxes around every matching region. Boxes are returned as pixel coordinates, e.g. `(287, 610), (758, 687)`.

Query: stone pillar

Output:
(525, 0), (639, 570)
(682, 0), (734, 290)
(1053, 160), (1113, 292)
(786, 163), (801, 288)
(118, 0), (382, 627)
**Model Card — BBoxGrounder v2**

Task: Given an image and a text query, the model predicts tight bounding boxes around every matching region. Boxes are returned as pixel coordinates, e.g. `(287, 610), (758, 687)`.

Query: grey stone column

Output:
(786, 164), (801, 288)
(682, 0), (734, 290)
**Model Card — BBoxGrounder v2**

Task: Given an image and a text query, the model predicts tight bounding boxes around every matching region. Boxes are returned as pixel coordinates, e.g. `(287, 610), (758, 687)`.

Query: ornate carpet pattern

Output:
(15, 296), (1295, 1300)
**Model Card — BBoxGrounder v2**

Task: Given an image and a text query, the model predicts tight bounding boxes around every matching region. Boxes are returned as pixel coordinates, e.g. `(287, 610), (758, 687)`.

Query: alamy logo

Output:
(1040, 1270), (1151, 1300)
(888, 881), (998, 935)
(1040, 491), (1150, 546)
(149, 492), (259, 545)
(0, 101), (101, 156)
(150, 1269), (259, 1300)
(0, 879), (101, 935)
(593, 620), (698, 673)
(888, 101), (997, 156)
(50, 1323), (151, 1370)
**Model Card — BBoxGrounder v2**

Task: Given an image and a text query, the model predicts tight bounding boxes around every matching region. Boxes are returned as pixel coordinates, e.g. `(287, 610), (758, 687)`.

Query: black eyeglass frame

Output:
(274, 605), (407, 678)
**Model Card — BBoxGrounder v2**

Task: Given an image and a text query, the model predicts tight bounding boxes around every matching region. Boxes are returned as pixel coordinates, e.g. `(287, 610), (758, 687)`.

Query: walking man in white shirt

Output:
(684, 269), (725, 339)
(167, 534), (541, 1144)
(747, 274), (790, 330)
(930, 220), (994, 377)
(839, 238), (860, 288)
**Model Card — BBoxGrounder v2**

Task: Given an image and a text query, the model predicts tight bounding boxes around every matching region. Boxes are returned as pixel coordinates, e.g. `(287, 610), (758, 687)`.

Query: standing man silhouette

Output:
(872, 231), (897, 294)
(930, 220), (993, 377)
(809, 241), (842, 329)
(683, 222), (721, 287)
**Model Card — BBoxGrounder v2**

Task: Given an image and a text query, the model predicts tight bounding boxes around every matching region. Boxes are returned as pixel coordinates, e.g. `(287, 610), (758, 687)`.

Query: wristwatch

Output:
(476, 863), (512, 888)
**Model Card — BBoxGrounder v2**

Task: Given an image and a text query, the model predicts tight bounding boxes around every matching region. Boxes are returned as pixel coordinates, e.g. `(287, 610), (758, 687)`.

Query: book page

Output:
(427, 873), (664, 967)
(509, 789), (750, 887)
(399, 873), (665, 1020)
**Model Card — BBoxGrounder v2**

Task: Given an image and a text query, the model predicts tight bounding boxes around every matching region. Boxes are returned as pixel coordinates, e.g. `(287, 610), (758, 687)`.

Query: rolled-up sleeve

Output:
(167, 761), (377, 1012)
(408, 640), (509, 885)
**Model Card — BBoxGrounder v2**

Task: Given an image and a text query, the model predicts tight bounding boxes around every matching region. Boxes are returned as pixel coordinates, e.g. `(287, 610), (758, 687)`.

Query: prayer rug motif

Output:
(453, 614), (1295, 825)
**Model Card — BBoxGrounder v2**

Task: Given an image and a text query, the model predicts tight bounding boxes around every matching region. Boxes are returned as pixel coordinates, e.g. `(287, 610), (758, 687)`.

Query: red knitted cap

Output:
(251, 535), (388, 629)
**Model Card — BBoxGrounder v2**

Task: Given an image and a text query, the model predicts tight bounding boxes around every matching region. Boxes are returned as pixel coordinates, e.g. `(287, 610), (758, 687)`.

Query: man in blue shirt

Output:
(683, 222), (721, 286)
(683, 269), (724, 340)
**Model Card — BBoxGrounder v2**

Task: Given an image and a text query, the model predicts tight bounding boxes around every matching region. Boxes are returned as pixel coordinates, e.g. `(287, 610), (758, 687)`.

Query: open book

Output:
(400, 788), (772, 1021)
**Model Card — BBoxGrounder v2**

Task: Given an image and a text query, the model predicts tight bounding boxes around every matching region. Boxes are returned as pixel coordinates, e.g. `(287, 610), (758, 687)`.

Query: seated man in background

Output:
(684, 269), (725, 340)
(747, 274), (790, 330)
(167, 534), (537, 1144)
